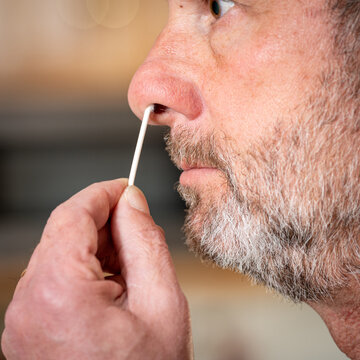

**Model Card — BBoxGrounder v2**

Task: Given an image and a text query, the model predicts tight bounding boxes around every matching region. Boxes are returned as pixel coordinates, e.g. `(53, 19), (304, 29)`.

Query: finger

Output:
(105, 274), (126, 289)
(97, 224), (122, 274)
(65, 178), (129, 230)
(111, 186), (180, 311)
(37, 179), (128, 279)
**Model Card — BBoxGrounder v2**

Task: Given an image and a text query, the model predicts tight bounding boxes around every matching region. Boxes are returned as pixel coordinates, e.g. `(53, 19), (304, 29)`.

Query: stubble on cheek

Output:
(164, 124), (236, 234)
(166, 81), (360, 303)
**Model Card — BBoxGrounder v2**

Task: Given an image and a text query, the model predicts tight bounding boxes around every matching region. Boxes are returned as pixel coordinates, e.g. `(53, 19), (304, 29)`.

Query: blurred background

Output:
(0, 1), (347, 359)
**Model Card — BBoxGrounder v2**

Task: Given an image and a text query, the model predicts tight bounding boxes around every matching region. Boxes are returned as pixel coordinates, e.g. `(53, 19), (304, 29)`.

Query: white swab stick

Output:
(128, 105), (154, 186)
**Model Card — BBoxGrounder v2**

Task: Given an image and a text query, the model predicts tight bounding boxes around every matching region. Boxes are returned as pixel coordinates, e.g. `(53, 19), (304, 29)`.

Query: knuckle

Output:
(87, 182), (105, 196)
(47, 203), (89, 233)
(138, 225), (168, 253)
(125, 224), (170, 269)
(48, 203), (74, 226)
(87, 182), (110, 202)
(48, 203), (65, 222)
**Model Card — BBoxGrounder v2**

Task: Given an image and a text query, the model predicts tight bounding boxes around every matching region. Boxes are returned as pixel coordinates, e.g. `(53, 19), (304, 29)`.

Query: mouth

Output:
(180, 163), (217, 171)
(179, 163), (221, 186)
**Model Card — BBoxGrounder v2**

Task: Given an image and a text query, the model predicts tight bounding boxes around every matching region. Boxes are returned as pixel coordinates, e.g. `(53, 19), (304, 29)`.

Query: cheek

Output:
(207, 30), (287, 145)
(199, 1), (334, 153)
(210, 8), (255, 58)
(205, 12), (321, 146)
(210, 9), (290, 86)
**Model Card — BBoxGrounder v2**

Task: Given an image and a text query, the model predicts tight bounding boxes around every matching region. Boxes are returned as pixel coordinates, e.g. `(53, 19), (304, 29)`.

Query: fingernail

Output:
(124, 186), (150, 214)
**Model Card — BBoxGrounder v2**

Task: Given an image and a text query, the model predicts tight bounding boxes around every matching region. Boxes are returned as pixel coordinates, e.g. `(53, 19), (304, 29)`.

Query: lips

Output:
(180, 163), (217, 171)
(179, 164), (221, 186)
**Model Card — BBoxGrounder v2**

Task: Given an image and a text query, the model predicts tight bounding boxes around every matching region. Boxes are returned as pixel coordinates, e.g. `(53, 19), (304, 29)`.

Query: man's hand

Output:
(1, 179), (192, 359)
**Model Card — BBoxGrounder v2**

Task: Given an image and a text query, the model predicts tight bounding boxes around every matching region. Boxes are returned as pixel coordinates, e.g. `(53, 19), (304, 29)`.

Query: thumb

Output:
(111, 185), (180, 311)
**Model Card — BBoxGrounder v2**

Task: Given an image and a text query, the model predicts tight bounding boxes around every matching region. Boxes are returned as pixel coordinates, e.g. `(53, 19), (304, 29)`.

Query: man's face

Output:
(128, 0), (359, 302)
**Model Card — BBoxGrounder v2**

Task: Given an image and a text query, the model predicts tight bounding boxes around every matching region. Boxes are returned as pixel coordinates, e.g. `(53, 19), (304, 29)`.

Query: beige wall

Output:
(0, 0), (168, 103)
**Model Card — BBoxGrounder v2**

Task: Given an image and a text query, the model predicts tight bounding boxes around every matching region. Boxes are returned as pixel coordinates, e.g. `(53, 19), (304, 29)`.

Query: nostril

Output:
(153, 103), (168, 115)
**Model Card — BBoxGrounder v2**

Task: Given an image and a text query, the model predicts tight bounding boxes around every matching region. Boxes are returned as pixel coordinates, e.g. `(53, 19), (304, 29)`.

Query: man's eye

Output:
(209, 0), (235, 19)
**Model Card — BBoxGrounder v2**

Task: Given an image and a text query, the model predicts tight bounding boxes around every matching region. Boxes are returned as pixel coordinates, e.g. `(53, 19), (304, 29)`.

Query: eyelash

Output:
(202, 0), (235, 20)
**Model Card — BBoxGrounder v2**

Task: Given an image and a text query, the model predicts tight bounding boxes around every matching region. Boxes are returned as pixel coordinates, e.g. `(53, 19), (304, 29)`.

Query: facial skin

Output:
(128, 0), (360, 358)
(1, 1), (358, 360)
(129, 0), (360, 299)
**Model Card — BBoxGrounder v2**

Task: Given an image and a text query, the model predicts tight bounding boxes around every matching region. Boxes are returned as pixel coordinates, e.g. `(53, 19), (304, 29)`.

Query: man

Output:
(2, 0), (359, 358)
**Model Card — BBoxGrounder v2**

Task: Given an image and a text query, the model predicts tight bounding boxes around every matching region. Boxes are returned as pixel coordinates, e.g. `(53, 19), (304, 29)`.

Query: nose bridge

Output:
(128, 20), (204, 124)
(147, 18), (198, 62)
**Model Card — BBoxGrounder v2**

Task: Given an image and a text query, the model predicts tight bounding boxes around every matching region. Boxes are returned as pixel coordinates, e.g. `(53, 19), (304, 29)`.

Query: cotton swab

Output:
(128, 105), (154, 186)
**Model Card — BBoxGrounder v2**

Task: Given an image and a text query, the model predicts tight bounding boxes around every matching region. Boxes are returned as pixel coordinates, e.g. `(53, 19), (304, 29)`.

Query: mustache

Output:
(164, 126), (233, 180)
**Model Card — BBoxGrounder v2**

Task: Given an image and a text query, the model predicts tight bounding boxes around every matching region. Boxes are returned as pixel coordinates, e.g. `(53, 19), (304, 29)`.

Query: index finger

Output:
(40, 179), (128, 266)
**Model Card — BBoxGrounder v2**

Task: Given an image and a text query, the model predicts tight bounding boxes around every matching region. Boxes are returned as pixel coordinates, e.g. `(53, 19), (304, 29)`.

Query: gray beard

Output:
(166, 68), (360, 303)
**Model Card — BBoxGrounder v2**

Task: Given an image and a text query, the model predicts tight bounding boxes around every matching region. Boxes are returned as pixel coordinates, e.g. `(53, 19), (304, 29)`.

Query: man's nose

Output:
(127, 25), (204, 126)
(128, 60), (203, 126)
